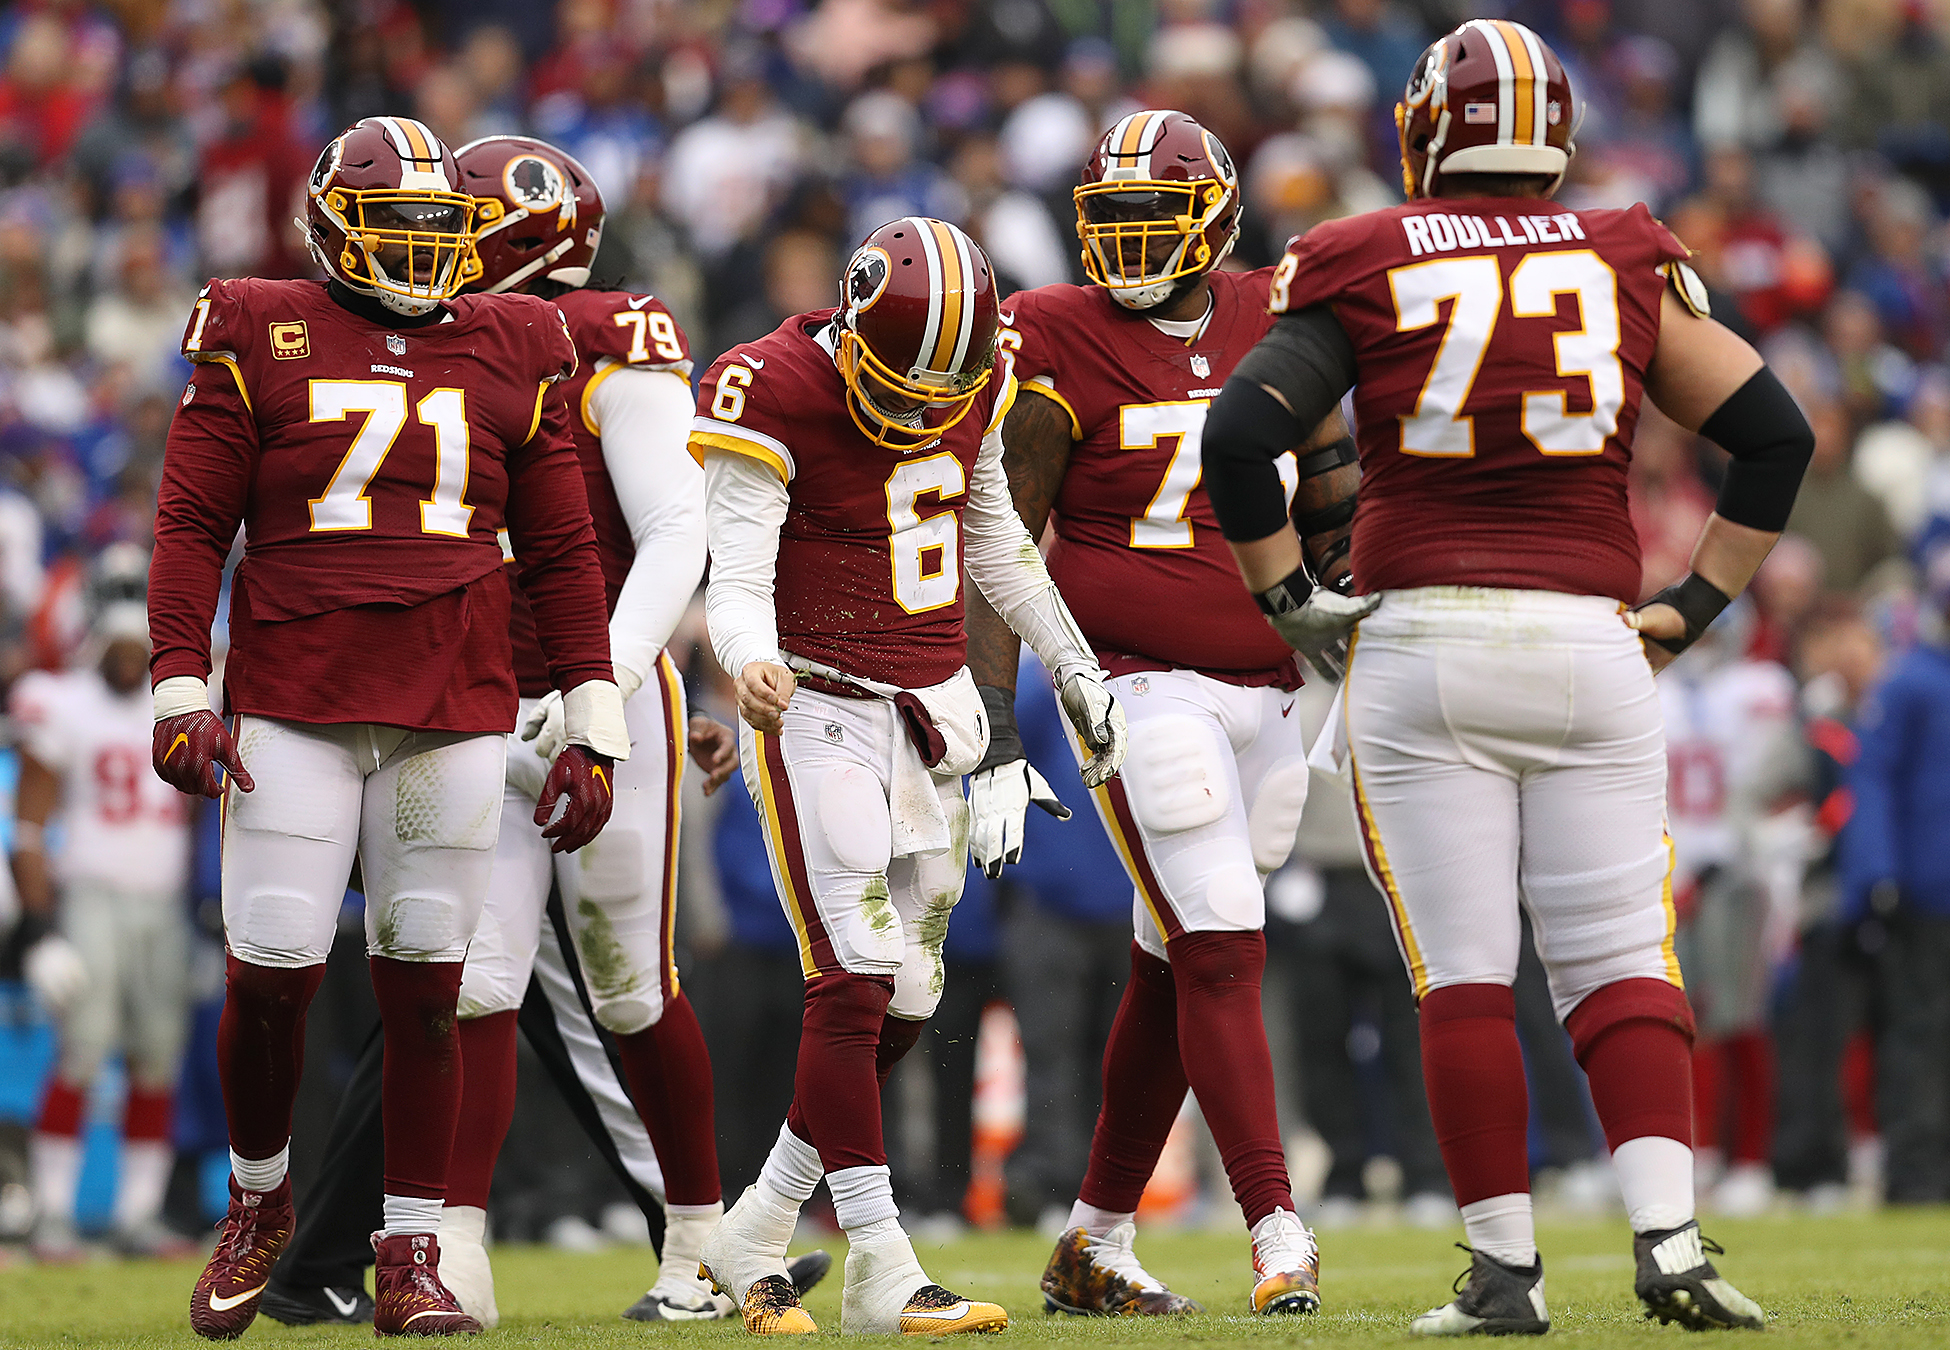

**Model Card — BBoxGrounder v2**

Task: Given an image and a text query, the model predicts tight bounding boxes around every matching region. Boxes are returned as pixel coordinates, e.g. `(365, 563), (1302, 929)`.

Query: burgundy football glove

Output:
(535, 745), (614, 853)
(152, 710), (255, 799)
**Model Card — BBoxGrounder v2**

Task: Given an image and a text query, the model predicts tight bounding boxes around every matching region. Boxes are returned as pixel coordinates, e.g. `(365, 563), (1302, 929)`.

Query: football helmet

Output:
(1074, 110), (1239, 311)
(835, 217), (999, 453)
(300, 116), (478, 316)
(455, 135), (604, 295)
(1397, 20), (1577, 200)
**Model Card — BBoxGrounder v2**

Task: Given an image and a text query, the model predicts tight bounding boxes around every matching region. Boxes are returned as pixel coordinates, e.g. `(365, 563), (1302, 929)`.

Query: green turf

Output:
(3, 1211), (1947, 1347)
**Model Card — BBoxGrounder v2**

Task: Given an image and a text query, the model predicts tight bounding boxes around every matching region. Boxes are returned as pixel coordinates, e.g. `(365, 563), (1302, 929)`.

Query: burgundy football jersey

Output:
(1007, 267), (1302, 689)
(689, 308), (1013, 689)
(1272, 199), (1688, 604)
(149, 277), (612, 732)
(507, 286), (693, 697)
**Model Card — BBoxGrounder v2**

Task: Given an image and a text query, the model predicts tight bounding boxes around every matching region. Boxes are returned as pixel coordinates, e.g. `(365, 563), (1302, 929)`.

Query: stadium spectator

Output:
(1783, 398), (1904, 592)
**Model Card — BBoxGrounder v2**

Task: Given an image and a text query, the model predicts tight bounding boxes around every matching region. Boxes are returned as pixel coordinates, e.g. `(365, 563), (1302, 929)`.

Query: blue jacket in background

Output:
(1005, 653), (1133, 925)
(1842, 643), (1950, 918)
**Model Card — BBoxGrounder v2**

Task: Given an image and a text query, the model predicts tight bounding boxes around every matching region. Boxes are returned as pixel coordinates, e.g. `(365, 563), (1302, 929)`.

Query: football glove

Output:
(519, 691), (568, 763)
(152, 709), (254, 799)
(535, 745), (614, 853)
(1255, 567), (1380, 681)
(968, 686), (1071, 878)
(1058, 672), (1127, 789)
(23, 934), (87, 1013)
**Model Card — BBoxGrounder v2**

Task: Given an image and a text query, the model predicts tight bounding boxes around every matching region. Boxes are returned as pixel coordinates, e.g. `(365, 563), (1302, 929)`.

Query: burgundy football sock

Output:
(37, 1078), (86, 1137)
(370, 956), (465, 1200)
(1078, 943), (1188, 1215)
(1691, 1039), (1726, 1153)
(877, 1013), (925, 1086)
(1169, 930), (1294, 1225)
(1724, 1031), (1776, 1166)
(1419, 982), (1531, 1206)
(613, 992), (722, 1206)
(1567, 978), (1695, 1151)
(218, 953), (326, 1159)
(123, 1087), (173, 1143)
(791, 972), (895, 1173)
(447, 1011), (518, 1210)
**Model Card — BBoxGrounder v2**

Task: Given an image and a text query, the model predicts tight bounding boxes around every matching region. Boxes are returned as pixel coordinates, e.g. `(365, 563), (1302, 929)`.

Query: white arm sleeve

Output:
(589, 366), (708, 697)
(703, 452), (789, 679)
(962, 416), (1103, 684)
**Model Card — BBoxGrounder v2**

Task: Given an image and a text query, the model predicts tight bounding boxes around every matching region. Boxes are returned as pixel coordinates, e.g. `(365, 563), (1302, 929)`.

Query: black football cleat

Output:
(1410, 1245), (1550, 1336)
(259, 1280), (376, 1326)
(1634, 1222), (1765, 1330)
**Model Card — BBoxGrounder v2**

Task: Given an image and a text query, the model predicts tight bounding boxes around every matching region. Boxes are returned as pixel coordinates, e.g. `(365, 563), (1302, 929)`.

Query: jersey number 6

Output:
(1388, 248), (1624, 458)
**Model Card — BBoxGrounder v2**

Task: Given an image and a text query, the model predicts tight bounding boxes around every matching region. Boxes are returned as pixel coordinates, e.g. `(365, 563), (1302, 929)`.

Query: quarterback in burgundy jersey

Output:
(692, 217), (1123, 1336)
(964, 111), (1339, 1317)
(1203, 21), (1812, 1334)
(147, 117), (627, 1340)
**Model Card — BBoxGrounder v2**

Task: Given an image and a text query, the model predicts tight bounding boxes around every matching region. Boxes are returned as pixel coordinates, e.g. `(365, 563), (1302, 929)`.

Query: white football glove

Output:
(1058, 672), (1126, 788)
(969, 758), (1072, 878)
(521, 678), (633, 763)
(24, 935), (87, 1014)
(1259, 574), (1380, 681)
(519, 690), (568, 763)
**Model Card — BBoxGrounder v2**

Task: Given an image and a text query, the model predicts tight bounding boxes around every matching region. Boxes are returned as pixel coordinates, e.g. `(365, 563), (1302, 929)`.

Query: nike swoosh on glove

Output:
(153, 710), (255, 798)
(535, 745), (614, 853)
(1058, 674), (1127, 788)
(969, 759), (1071, 878)
(1264, 590), (1380, 681)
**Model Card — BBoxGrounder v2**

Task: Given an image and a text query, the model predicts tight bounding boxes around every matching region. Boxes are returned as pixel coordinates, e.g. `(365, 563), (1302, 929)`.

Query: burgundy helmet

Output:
(1397, 20), (1577, 200)
(301, 116), (478, 315)
(835, 217), (999, 452)
(454, 135), (605, 294)
(1074, 109), (1239, 310)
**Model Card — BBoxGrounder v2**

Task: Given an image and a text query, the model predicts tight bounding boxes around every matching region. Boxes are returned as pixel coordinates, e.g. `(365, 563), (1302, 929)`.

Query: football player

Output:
(1202, 20), (1814, 1334)
(692, 217), (1125, 1335)
(12, 551), (193, 1261)
(962, 110), (1346, 1316)
(149, 116), (626, 1339)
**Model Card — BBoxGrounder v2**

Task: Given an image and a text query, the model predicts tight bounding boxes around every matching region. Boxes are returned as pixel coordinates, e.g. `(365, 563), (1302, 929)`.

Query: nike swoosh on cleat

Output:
(402, 1309), (459, 1324)
(323, 1289), (358, 1317)
(903, 1303), (973, 1320)
(644, 1298), (721, 1321)
(208, 1284), (267, 1312)
(627, 295), (654, 309)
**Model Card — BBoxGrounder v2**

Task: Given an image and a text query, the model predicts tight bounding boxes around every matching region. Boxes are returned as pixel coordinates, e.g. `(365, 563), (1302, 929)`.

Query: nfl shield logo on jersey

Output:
(387, 333), (407, 356)
(1191, 354), (1210, 379)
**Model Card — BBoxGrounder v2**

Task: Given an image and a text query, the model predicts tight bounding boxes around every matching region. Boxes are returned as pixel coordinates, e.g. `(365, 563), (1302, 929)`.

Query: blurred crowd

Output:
(4, 0), (1950, 1249)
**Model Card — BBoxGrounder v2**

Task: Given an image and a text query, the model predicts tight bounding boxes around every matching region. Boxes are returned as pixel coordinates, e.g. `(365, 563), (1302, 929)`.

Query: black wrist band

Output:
(1255, 566), (1316, 617)
(1636, 572), (1732, 654)
(974, 685), (1023, 773)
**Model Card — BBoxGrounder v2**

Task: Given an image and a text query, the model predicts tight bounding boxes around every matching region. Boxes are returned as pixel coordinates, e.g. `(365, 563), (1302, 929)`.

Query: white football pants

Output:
(459, 654), (686, 1035)
(56, 882), (190, 1090)
(1342, 587), (1681, 1018)
(221, 718), (506, 967)
(1066, 668), (1311, 960)
(740, 688), (968, 1021)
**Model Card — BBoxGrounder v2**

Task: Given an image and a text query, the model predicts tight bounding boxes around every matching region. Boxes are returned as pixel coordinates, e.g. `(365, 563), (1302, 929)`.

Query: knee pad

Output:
(1564, 977), (1695, 1064)
(371, 893), (471, 962)
(1124, 715), (1230, 834)
(1199, 856), (1266, 931)
(817, 765), (894, 874)
(571, 897), (665, 1034)
(574, 827), (646, 905)
(1246, 757), (1310, 872)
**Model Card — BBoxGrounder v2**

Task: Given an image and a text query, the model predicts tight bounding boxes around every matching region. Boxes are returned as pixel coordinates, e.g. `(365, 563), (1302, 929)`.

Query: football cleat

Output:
(435, 1205), (497, 1328)
(626, 1250), (832, 1323)
(190, 1178), (294, 1340)
(1634, 1222), (1765, 1330)
(370, 1232), (481, 1336)
(897, 1284), (1010, 1335)
(714, 1273), (817, 1335)
(259, 1282), (375, 1326)
(1249, 1207), (1323, 1315)
(1041, 1223), (1202, 1316)
(1410, 1246), (1549, 1336)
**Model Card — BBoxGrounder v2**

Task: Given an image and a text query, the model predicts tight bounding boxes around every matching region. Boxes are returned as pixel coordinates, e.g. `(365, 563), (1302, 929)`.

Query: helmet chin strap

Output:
(1106, 226), (1235, 312)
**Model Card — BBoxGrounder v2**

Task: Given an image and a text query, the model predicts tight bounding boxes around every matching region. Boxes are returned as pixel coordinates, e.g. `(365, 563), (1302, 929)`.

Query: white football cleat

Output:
(841, 1223), (1006, 1335)
(1249, 1207), (1323, 1314)
(626, 1202), (735, 1321)
(435, 1206), (499, 1329)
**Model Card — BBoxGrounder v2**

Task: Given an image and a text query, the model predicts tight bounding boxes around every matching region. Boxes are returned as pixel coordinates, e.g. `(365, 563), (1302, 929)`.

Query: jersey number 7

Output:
(1388, 249), (1624, 458)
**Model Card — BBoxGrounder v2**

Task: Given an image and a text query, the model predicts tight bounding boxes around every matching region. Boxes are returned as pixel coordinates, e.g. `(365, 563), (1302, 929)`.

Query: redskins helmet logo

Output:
(1403, 41), (1448, 110)
(309, 135), (344, 197)
(504, 155), (564, 214)
(844, 246), (892, 316)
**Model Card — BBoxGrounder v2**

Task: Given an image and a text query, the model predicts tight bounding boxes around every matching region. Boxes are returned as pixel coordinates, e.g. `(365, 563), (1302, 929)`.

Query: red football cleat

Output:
(371, 1233), (482, 1336)
(190, 1178), (295, 1340)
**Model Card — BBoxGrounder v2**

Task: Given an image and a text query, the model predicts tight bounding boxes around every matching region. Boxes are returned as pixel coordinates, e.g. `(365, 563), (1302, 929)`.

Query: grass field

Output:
(2, 1212), (1947, 1347)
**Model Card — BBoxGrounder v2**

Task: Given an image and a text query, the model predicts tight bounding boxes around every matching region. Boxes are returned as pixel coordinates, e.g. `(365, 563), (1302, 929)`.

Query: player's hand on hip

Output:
(536, 745), (614, 853)
(688, 715), (739, 796)
(969, 758), (1072, 878)
(1059, 674), (1127, 788)
(1624, 602), (1686, 672)
(1265, 589), (1380, 680)
(152, 710), (254, 799)
(737, 661), (796, 735)
(519, 689), (568, 761)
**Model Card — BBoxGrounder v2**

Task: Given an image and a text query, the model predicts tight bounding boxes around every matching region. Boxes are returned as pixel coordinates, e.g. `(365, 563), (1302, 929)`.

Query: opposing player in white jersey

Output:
(11, 554), (194, 1260)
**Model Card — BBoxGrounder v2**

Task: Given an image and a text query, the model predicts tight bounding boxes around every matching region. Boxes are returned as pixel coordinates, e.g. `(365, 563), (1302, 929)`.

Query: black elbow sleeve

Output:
(1698, 366), (1816, 532)
(1231, 307), (1359, 432)
(1202, 378), (1304, 542)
